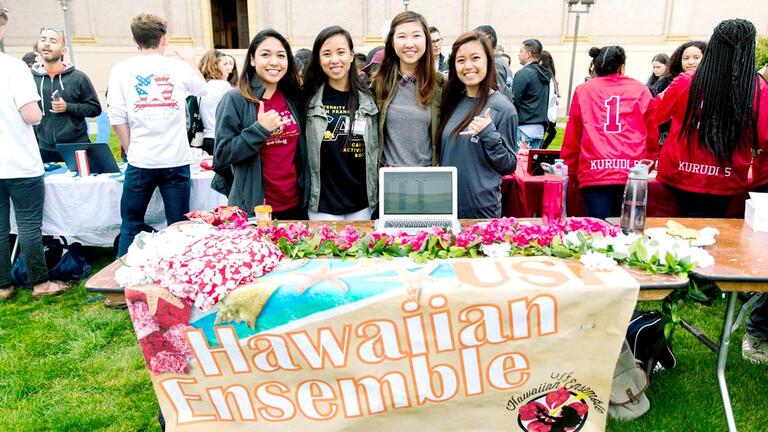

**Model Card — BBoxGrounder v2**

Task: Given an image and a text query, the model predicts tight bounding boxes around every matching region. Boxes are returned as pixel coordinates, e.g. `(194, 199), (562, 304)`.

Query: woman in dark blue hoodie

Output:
(213, 29), (309, 219)
(437, 31), (517, 218)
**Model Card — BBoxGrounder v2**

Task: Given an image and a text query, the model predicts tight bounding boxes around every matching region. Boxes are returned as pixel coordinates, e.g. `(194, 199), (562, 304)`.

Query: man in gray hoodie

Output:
(32, 28), (101, 162)
(512, 38), (552, 150)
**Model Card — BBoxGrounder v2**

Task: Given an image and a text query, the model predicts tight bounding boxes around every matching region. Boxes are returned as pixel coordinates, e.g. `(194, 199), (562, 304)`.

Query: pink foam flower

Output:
(261, 222), (311, 244)
(368, 232), (394, 248)
(429, 226), (453, 245)
(334, 226), (360, 251)
(513, 223), (560, 247)
(395, 230), (431, 251)
(564, 217), (619, 237)
(455, 227), (480, 248)
(479, 217), (518, 244)
(318, 225), (338, 243)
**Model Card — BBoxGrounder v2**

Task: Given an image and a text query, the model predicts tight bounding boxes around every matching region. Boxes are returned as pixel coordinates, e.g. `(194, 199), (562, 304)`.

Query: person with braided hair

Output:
(755, 70), (768, 193)
(742, 70), (768, 366)
(653, 18), (768, 218)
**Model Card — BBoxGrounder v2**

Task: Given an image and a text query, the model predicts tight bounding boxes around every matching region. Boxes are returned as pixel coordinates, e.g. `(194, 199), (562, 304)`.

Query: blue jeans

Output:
(581, 185), (624, 220)
(0, 176), (49, 287)
(747, 294), (768, 340)
(666, 185), (732, 218)
(117, 164), (190, 258)
(517, 128), (543, 150)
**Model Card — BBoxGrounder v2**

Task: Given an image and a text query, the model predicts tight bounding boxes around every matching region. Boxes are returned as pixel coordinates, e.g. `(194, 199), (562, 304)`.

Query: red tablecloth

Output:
(501, 154), (747, 218)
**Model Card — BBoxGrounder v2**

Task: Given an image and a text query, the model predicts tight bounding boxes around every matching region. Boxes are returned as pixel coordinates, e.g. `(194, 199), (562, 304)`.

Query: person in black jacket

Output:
(429, 26), (449, 73)
(474, 25), (514, 102)
(512, 38), (551, 150)
(32, 28), (101, 162)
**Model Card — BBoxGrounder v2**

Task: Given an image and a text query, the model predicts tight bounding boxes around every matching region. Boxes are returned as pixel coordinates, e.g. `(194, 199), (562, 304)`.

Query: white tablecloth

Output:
(10, 170), (226, 248)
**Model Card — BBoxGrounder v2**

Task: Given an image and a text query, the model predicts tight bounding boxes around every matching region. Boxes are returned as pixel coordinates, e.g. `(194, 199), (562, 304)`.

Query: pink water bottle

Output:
(542, 174), (564, 225)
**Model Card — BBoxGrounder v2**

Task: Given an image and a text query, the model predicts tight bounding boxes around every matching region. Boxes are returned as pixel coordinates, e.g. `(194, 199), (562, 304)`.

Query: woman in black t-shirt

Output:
(302, 26), (380, 220)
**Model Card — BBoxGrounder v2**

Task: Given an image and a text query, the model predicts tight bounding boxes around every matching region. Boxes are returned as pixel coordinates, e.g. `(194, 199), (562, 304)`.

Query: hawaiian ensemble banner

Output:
(126, 256), (639, 432)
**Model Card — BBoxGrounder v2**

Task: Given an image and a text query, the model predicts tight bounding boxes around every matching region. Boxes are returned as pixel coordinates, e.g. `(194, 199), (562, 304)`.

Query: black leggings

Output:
(272, 205), (308, 221)
(201, 138), (215, 156)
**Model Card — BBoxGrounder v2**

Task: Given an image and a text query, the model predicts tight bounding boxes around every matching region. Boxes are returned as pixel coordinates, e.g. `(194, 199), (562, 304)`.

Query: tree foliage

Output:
(757, 35), (768, 71)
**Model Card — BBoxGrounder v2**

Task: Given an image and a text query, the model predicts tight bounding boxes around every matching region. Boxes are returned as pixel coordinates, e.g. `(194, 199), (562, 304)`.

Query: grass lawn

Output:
(1, 129), (764, 430)
(1, 247), (766, 431)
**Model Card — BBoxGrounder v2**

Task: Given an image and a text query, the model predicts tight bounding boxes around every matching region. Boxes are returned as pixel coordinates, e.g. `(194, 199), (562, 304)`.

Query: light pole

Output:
(57, 0), (75, 65)
(402, 0), (410, 11)
(565, 0), (594, 114)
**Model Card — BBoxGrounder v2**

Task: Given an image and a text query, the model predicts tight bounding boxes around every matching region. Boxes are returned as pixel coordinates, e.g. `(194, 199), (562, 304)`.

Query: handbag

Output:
(626, 310), (677, 375)
(11, 239), (91, 287)
(608, 340), (651, 421)
(186, 96), (204, 146)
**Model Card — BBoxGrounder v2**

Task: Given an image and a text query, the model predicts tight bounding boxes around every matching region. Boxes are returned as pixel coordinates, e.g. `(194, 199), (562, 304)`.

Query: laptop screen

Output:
(382, 170), (454, 215)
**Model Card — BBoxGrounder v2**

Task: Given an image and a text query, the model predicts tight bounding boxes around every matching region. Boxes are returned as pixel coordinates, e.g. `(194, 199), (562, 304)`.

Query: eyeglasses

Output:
(431, 38), (442, 45)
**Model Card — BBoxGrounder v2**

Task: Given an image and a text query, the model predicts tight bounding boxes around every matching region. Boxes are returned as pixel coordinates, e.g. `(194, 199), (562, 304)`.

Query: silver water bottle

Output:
(620, 160), (653, 234)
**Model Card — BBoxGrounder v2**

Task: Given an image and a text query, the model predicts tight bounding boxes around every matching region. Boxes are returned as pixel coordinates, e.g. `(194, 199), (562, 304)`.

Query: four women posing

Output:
(214, 15), (765, 222)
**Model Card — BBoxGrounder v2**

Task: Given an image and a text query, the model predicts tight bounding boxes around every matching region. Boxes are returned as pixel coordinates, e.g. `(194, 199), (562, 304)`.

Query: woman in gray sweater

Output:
(437, 31), (518, 218)
(372, 11), (443, 167)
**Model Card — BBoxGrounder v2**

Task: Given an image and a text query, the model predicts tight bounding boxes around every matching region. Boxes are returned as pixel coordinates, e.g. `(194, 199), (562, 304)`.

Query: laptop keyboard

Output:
(384, 220), (453, 229)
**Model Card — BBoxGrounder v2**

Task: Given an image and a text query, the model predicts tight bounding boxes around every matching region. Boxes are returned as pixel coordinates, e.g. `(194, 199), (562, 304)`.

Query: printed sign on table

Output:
(126, 256), (639, 432)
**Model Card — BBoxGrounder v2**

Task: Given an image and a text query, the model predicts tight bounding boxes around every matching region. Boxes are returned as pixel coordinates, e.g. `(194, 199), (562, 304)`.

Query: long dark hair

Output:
(540, 50), (556, 77)
(238, 29), (301, 104)
(302, 26), (371, 143)
(224, 54), (239, 87)
(667, 40), (707, 79)
(436, 31), (498, 155)
(681, 19), (758, 164)
(647, 53), (669, 87)
(372, 11), (436, 108)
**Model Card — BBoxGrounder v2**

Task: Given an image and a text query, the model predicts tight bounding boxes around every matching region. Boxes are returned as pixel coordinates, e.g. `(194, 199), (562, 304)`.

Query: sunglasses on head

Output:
(40, 27), (66, 39)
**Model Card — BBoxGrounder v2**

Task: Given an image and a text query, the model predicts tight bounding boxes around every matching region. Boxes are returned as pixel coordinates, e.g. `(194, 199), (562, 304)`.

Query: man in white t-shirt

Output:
(0, 8), (68, 299)
(107, 13), (205, 257)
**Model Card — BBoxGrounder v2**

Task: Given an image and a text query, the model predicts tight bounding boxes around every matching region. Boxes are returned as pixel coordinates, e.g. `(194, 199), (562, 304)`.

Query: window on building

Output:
(211, 0), (250, 49)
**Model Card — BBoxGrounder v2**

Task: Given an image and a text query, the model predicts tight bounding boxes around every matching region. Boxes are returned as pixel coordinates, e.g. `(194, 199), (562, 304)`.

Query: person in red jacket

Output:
(561, 46), (658, 219)
(753, 72), (768, 193)
(653, 19), (762, 217)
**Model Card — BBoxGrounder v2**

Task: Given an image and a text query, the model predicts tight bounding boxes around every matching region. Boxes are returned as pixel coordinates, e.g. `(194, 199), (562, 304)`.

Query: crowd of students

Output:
(2, 10), (768, 348)
(563, 20), (768, 221)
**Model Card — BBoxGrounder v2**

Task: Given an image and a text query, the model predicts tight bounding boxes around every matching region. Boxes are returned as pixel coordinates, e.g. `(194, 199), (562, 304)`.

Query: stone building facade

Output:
(2, 0), (767, 111)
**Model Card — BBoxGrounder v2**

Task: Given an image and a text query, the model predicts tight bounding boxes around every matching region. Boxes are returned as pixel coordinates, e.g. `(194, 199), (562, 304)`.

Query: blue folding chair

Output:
(94, 111), (111, 143)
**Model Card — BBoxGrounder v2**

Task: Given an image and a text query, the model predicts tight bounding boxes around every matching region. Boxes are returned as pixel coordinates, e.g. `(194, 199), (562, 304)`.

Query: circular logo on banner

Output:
(517, 387), (589, 432)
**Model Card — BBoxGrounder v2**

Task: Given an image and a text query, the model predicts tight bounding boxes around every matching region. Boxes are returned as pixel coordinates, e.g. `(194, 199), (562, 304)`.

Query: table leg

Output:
(717, 292), (738, 432)
(730, 294), (760, 334)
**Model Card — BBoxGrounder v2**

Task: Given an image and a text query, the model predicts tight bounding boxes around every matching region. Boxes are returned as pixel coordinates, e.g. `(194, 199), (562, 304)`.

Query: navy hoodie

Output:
(511, 62), (552, 126)
(31, 63), (102, 151)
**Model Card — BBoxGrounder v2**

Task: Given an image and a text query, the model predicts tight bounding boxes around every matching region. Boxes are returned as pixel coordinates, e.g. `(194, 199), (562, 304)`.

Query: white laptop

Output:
(374, 167), (462, 235)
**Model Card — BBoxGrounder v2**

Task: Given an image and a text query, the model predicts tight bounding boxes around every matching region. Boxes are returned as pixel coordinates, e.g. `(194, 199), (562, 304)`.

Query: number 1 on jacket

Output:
(603, 96), (622, 134)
